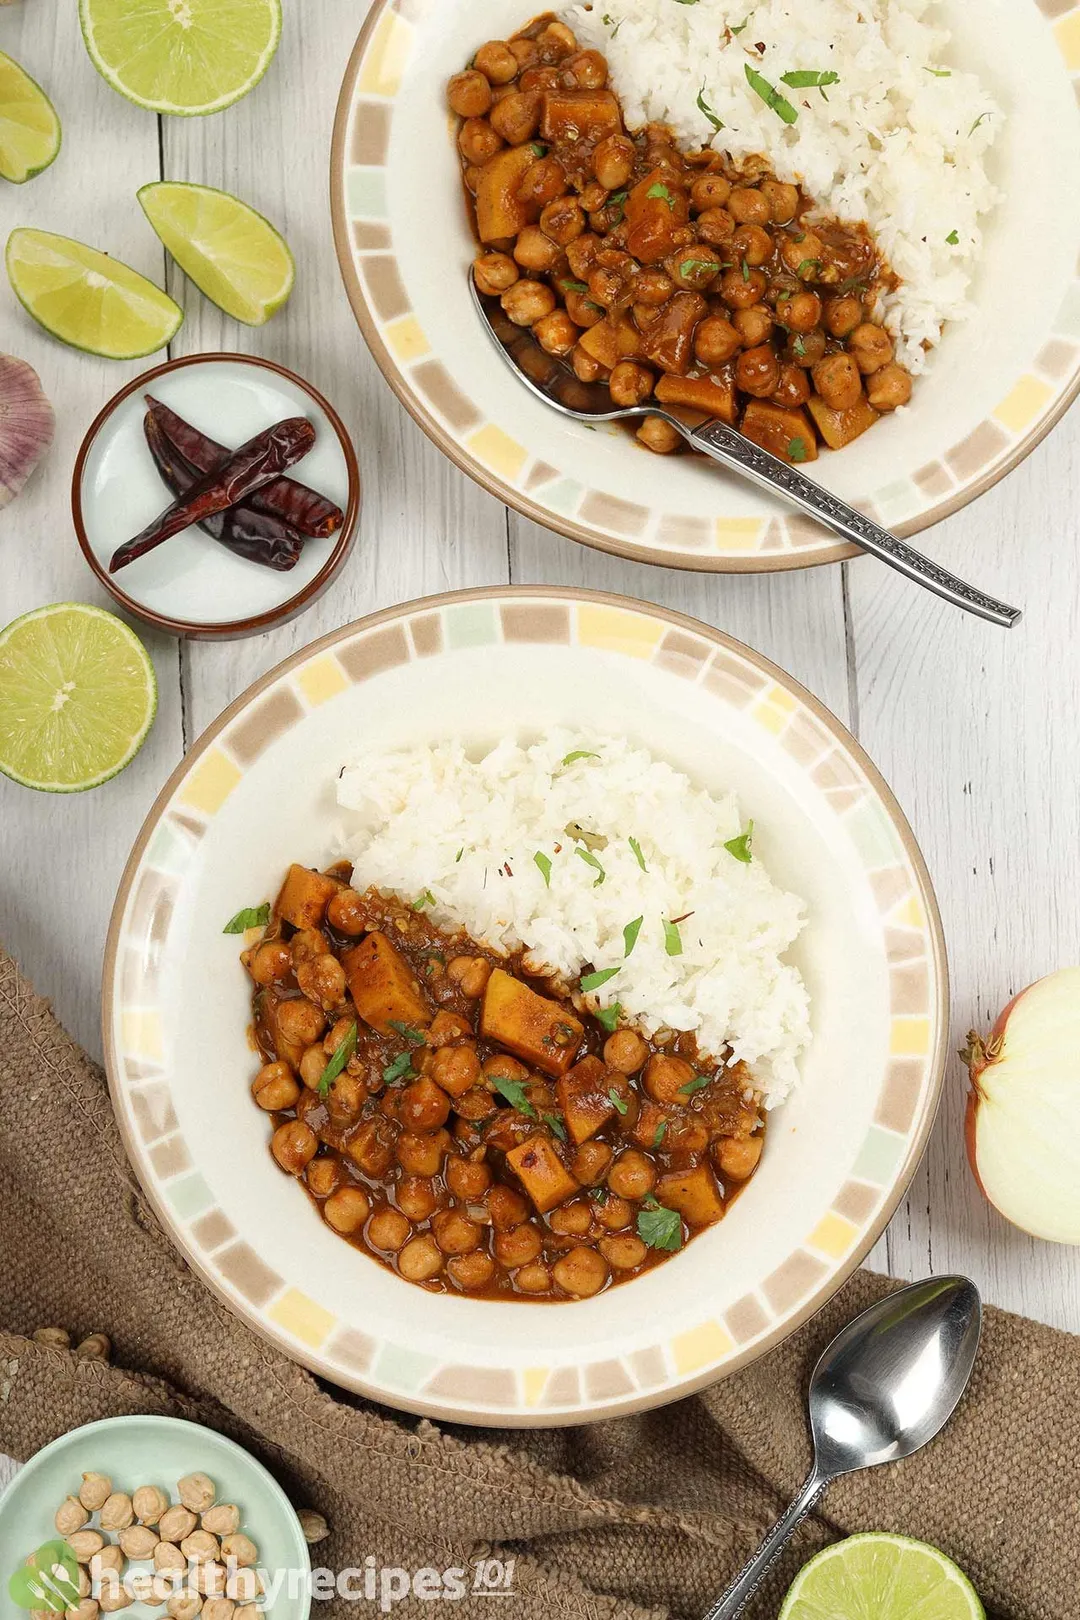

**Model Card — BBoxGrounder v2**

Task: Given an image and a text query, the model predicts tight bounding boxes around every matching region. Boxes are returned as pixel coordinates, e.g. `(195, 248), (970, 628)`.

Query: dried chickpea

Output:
(473, 40), (517, 84)
(124, 1576), (158, 1607)
(56, 1498), (90, 1536)
(397, 1234), (444, 1281)
(100, 1493), (134, 1532)
(34, 1326), (71, 1349)
(158, 1505), (198, 1544)
(79, 1474), (113, 1512)
(180, 1533), (218, 1565)
(201, 1603), (234, 1620)
(234, 1610), (260, 1620)
(66, 1602), (100, 1620)
(154, 1545), (186, 1575)
(166, 1595), (203, 1620)
(271, 1119), (317, 1176)
(68, 1531), (106, 1564)
(132, 1485), (169, 1525)
(249, 940), (291, 986)
(90, 1548), (125, 1579)
(97, 1588), (132, 1615)
(191, 1566), (226, 1599)
(227, 1572), (262, 1605)
(219, 1535), (258, 1570)
(447, 69), (492, 120)
(119, 1526), (159, 1560)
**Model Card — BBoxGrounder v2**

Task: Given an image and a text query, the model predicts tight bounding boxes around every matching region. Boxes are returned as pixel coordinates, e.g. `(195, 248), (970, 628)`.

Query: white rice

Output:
(565, 0), (1002, 372)
(337, 731), (810, 1107)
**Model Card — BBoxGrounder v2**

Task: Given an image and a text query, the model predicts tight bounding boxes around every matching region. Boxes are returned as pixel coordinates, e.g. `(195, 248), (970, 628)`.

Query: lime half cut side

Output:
(79, 0), (282, 117)
(6, 228), (183, 358)
(138, 181), (295, 325)
(0, 50), (62, 183)
(0, 603), (157, 792)
(780, 1534), (985, 1620)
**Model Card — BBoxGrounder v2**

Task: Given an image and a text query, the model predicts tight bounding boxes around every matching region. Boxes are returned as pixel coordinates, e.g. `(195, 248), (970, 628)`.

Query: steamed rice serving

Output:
(566, 0), (1002, 372)
(337, 732), (810, 1106)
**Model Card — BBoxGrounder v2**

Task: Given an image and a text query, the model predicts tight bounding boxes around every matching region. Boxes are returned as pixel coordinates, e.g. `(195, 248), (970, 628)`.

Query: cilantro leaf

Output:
(413, 889), (436, 911)
(652, 1120), (668, 1149)
(788, 438), (809, 463)
(576, 847), (606, 886)
(596, 1002), (622, 1034)
(318, 1023), (357, 1096)
(543, 1112), (568, 1141)
(780, 70), (839, 88)
(647, 181), (676, 207)
(223, 902), (270, 934)
(382, 1051), (415, 1086)
(744, 63), (798, 125)
(562, 750), (600, 765)
(629, 836), (647, 871)
(608, 1086), (629, 1116)
(581, 965), (620, 992)
(494, 1076), (538, 1119)
(678, 1074), (711, 1098)
(969, 112), (990, 135)
(724, 821), (754, 863)
(623, 916), (643, 957)
(637, 1197), (683, 1251)
(696, 85), (723, 132)
(534, 851), (553, 887)
(945, 229), (959, 245)
(663, 919), (683, 957)
(387, 1020), (425, 1046)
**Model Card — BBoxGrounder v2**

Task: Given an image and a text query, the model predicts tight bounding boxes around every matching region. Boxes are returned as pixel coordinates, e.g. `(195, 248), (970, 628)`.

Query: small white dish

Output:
(73, 354), (361, 639)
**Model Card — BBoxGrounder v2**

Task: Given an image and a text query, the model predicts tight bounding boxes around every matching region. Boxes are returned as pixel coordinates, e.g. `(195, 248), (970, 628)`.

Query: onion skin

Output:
(0, 354), (55, 509)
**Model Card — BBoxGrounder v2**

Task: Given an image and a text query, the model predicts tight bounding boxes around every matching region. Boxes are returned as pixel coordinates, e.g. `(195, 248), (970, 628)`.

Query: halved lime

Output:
(780, 1534), (985, 1620)
(138, 181), (295, 325)
(0, 603), (157, 793)
(79, 0), (282, 118)
(6, 229), (182, 359)
(0, 51), (62, 184)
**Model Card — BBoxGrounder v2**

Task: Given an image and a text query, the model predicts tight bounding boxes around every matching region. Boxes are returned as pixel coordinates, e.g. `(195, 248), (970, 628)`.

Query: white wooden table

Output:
(2, 0), (1078, 1430)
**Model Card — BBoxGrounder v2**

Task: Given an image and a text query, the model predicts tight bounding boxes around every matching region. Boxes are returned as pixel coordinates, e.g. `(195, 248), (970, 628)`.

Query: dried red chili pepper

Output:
(146, 396), (344, 540)
(110, 416), (316, 574)
(143, 413), (303, 573)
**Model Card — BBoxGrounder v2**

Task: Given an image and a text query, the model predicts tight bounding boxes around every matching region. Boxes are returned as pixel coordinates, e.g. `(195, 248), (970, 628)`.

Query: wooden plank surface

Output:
(1, 0), (1077, 1424)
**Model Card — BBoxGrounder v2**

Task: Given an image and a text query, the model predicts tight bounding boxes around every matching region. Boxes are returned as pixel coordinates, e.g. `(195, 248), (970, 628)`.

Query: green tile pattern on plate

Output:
(346, 167), (388, 219)
(1055, 283), (1080, 338)
(165, 1172), (215, 1220)
(844, 799), (906, 869)
(871, 479), (919, 524)
(852, 1125), (906, 1184)
(146, 821), (192, 878)
(373, 1342), (439, 1392)
(444, 602), (499, 649)
(542, 478), (586, 515)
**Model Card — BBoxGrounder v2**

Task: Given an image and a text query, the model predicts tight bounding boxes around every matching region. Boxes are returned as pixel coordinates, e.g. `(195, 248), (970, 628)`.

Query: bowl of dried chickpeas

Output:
(0, 1416), (311, 1620)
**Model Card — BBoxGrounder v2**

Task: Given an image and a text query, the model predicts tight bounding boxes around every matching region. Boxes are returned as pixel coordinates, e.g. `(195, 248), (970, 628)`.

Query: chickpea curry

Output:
(241, 863), (765, 1301)
(450, 15), (913, 464)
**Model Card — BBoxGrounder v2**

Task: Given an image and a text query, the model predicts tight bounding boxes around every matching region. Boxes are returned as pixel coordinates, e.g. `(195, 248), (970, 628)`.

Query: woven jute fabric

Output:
(1, 944), (1076, 1620)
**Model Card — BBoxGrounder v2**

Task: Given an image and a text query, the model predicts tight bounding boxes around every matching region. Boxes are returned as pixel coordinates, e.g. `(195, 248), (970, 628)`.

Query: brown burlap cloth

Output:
(2, 943), (1077, 1620)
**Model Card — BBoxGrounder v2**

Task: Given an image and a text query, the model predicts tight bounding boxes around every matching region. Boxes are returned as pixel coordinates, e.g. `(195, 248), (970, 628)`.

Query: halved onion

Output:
(0, 354), (54, 508)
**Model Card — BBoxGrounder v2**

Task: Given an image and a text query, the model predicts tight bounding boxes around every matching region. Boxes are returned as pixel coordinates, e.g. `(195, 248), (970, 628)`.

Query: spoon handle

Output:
(700, 1468), (829, 1620)
(687, 418), (1021, 628)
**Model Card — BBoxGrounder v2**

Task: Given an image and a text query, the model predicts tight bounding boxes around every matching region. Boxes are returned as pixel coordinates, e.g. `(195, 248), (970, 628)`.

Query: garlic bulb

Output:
(0, 355), (54, 508)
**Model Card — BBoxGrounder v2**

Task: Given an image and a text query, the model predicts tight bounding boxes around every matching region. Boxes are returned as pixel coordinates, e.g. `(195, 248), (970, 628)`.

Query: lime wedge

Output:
(6, 229), (182, 358)
(780, 1534), (985, 1620)
(0, 51), (62, 184)
(0, 603), (157, 793)
(78, 0), (282, 118)
(138, 181), (295, 325)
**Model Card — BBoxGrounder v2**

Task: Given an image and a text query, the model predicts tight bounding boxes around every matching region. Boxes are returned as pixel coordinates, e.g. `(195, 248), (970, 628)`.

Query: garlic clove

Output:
(0, 354), (54, 509)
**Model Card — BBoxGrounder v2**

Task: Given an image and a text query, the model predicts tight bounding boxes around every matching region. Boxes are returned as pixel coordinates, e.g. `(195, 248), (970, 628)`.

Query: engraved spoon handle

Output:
(701, 1469), (830, 1620)
(689, 418), (1021, 628)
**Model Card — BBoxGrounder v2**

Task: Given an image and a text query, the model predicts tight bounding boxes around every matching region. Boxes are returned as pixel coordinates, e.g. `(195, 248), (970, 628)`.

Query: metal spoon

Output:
(471, 281), (1020, 628)
(702, 1275), (982, 1619)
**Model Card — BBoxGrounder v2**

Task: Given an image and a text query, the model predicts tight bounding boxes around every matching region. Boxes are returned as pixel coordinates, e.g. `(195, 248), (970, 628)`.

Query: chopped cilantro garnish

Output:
(534, 851), (553, 887)
(788, 437), (808, 462)
(744, 63), (799, 125)
(925, 66), (951, 77)
(663, 919), (683, 957)
(637, 1197), (683, 1251)
(318, 1023), (357, 1096)
(561, 279), (590, 294)
(780, 70), (839, 88)
(696, 85), (724, 132)
(793, 335), (807, 356)
(969, 112), (990, 135)
(494, 1076), (537, 1119)
(945, 229), (959, 245)
(797, 258), (821, 278)
(596, 1002), (622, 1034)
(530, 142), (548, 157)
(575, 847), (606, 886)
(730, 17), (750, 33)
(724, 821), (754, 862)
(608, 1087), (629, 1116)
(455, 848), (464, 862)
(741, 257), (751, 282)
(562, 749), (600, 765)
(678, 1074), (711, 1098)
(581, 965), (620, 992)
(413, 889), (436, 910)
(652, 1120), (668, 1149)
(629, 835), (647, 871)
(544, 1112), (568, 1141)
(387, 1021), (425, 1045)
(623, 916), (643, 957)
(647, 181), (676, 207)
(223, 902), (270, 934)
(382, 1051), (415, 1086)
(681, 257), (718, 280)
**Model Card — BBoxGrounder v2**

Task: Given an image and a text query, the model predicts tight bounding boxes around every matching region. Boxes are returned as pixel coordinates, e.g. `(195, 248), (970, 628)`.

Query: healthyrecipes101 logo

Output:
(10, 1541), (82, 1613)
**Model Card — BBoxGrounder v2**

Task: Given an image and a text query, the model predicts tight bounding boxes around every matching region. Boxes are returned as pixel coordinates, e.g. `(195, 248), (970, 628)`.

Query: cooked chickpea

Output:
(824, 295), (863, 339)
(780, 230), (823, 275)
(692, 314), (740, 368)
(732, 306), (773, 348)
(571, 1141), (614, 1185)
(643, 1053), (695, 1103)
(564, 234), (599, 282)
(271, 1119), (317, 1175)
(628, 271), (669, 310)
(249, 940), (291, 986)
(732, 224), (772, 267)
(486, 1183), (530, 1230)
(696, 207), (735, 247)
(78, 1473), (113, 1512)
(552, 1247), (609, 1298)
(720, 266), (766, 309)
(608, 361), (655, 408)
(538, 21), (578, 61)
(773, 363), (811, 408)
(848, 322), (895, 375)
(727, 186), (769, 226)
(427, 1009), (472, 1046)
(395, 1176), (437, 1222)
(432, 1210), (483, 1255)
(508, 36), (539, 70)
(447, 69), (492, 119)
(428, 1046), (480, 1101)
(587, 134), (632, 193)
(531, 310), (578, 357)
(736, 344), (781, 398)
(305, 1156), (342, 1199)
(561, 47), (607, 89)
(323, 1185), (371, 1235)
(68, 1531), (106, 1563)
(200, 1506), (240, 1538)
(866, 362), (912, 411)
(599, 1234), (648, 1270)
(446, 1153), (492, 1200)
(489, 90), (540, 145)
(398, 1077), (451, 1132)
(494, 1222), (544, 1267)
(366, 1207), (411, 1251)
(602, 1029), (648, 1074)
(56, 1498), (89, 1536)
(760, 179), (799, 223)
(548, 1199), (593, 1236)
(564, 289), (604, 329)
(517, 155), (566, 208)
(275, 997), (325, 1047)
(398, 1234), (444, 1282)
(572, 344), (607, 383)
(295, 954), (346, 1010)
(691, 173), (731, 212)
(472, 40), (517, 83)
(446, 954), (492, 998)
(447, 1251), (496, 1291)
(501, 279), (556, 326)
(483, 1053), (528, 1084)
(636, 415), (682, 454)
(118, 1527), (158, 1560)
(813, 352), (862, 410)
(786, 327), (825, 366)
(251, 1060), (300, 1112)
(539, 197), (585, 250)
(608, 1149), (658, 1200)
(515, 1262), (553, 1294)
(510, 225), (559, 276)
(778, 290), (822, 334)
(299, 1044), (329, 1090)
(396, 1127), (450, 1175)
(457, 117), (502, 167)
(716, 1135), (764, 1180)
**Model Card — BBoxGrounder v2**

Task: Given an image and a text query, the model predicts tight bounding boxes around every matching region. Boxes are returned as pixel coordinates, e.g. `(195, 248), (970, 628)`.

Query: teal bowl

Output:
(0, 1415), (311, 1619)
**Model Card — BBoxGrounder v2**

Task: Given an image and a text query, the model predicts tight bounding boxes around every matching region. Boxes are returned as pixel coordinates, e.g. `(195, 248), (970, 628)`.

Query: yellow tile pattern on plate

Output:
(121, 1009), (164, 1064)
(752, 683), (799, 734)
(894, 893), (926, 929)
(384, 315), (430, 363)
(671, 1320), (734, 1375)
(993, 375), (1054, 434)
(890, 1016), (931, 1056)
(178, 750), (242, 816)
(522, 1367), (549, 1406)
(577, 604), (664, 659)
(267, 1288), (336, 1350)
(808, 1211), (861, 1260)
(357, 9), (412, 97)
(715, 517), (765, 552)
(1054, 8), (1080, 68)
(465, 424), (528, 482)
(297, 658), (349, 708)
